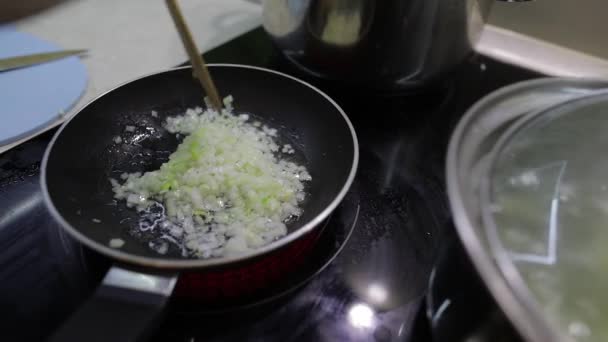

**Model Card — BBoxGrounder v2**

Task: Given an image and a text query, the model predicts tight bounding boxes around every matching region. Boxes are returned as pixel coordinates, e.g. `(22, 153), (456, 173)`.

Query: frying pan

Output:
(41, 64), (358, 341)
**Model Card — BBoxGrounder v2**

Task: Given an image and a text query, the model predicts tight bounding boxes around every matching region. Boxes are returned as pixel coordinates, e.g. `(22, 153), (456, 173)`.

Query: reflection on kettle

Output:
(307, 0), (374, 47)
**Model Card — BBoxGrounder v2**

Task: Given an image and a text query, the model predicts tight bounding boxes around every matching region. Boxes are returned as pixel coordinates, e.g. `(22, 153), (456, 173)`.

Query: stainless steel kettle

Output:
(263, 0), (494, 91)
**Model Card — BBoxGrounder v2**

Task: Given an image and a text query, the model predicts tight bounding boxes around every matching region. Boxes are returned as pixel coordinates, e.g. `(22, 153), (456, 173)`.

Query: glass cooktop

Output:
(0, 28), (539, 341)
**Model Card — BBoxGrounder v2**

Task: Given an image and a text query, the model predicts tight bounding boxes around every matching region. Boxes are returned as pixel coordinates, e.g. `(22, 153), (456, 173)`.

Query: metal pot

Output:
(262, 0), (493, 91)
(445, 78), (608, 342)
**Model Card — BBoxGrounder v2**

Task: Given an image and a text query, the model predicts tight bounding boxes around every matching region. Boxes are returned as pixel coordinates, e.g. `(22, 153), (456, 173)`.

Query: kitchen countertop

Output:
(2, 0), (261, 153)
(480, 0), (608, 78)
(489, 0), (607, 60)
(13, 0), (608, 113)
(15, 0), (261, 102)
(3, 0), (608, 153)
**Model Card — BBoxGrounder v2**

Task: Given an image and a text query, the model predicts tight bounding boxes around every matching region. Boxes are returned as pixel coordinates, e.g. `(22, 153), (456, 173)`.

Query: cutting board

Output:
(0, 25), (87, 146)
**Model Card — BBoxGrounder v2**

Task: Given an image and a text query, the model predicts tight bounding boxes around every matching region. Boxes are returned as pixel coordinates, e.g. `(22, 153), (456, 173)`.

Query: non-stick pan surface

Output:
(42, 64), (358, 269)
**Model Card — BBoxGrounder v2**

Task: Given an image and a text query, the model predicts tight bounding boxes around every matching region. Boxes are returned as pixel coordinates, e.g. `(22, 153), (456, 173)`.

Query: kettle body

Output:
(263, 0), (493, 91)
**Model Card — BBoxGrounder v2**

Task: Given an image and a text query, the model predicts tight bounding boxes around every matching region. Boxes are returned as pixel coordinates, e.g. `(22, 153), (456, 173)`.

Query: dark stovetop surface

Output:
(0, 28), (538, 342)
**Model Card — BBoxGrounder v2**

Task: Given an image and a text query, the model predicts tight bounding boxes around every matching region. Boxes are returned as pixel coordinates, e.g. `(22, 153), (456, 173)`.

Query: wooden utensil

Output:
(165, 0), (222, 110)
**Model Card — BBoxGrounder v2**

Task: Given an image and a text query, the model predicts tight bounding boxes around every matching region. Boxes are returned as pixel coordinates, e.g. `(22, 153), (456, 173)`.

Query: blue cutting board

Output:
(0, 25), (88, 146)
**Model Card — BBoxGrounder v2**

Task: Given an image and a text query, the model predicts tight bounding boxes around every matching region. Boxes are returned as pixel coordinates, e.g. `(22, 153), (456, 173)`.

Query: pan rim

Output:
(41, 63), (359, 269)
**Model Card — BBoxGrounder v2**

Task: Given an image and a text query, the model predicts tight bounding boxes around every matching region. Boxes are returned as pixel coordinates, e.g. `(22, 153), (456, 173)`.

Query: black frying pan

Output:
(42, 64), (358, 341)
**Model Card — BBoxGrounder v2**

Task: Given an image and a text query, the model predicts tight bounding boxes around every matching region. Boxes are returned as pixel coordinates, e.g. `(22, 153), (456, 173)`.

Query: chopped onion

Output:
(109, 238), (125, 248)
(111, 96), (311, 259)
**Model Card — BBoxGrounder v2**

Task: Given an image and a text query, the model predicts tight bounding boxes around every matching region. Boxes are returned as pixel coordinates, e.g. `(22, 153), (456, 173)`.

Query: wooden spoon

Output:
(165, 0), (223, 110)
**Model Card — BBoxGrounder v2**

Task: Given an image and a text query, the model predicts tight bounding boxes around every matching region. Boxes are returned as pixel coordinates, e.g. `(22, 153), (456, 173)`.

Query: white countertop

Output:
(480, 0), (608, 80)
(2, 0), (261, 153)
(13, 0), (608, 113)
(4, 0), (608, 153)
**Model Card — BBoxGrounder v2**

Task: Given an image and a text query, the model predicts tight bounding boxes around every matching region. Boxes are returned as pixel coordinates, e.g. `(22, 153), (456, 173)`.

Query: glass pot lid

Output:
(481, 92), (608, 342)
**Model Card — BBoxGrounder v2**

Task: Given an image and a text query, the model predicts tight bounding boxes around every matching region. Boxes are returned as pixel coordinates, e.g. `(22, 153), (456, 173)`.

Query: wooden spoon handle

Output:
(165, 0), (222, 110)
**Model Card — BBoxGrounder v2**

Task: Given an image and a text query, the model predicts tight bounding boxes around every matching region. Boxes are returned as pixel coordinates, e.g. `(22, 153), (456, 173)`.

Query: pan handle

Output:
(49, 266), (178, 342)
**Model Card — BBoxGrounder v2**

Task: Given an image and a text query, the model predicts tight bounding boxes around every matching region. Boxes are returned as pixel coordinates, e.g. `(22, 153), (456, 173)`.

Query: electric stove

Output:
(0, 28), (539, 341)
